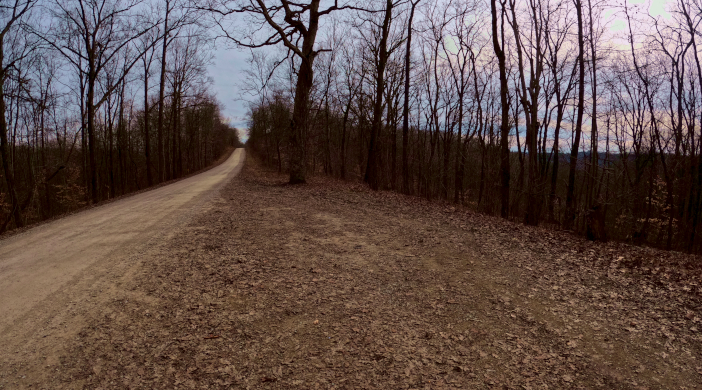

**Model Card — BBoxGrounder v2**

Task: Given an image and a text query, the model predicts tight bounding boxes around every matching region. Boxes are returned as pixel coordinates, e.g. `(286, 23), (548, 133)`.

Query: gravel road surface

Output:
(0, 149), (244, 388)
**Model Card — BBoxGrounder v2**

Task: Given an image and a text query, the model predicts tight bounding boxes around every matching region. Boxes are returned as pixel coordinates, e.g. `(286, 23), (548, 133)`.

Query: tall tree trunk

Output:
(491, 0), (511, 219)
(549, 105), (563, 221)
(288, 3), (323, 184)
(170, 90), (179, 180)
(587, 0), (599, 213)
(117, 79), (126, 195)
(340, 93), (353, 180)
(454, 96), (465, 204)
(566, 0), (586, 229)
(509, 0), (543, 226)
(108, 101), (115, 198)
(157, 1), (170, 183)
(143, 69), (153, 186)
(87, 70), (98, 204)
(79, 71), (88, 201)
(365, 0), (394, 191)
(442, 122), (452, 200)
(0, 63), (23, 228)
(288, 59), (312, 184)
(402, 0), (418, 195)
(391, 105), (397, 189)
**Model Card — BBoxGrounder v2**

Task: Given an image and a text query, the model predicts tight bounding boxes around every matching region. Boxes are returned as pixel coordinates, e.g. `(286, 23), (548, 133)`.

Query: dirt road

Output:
(0, 149), (244, 387)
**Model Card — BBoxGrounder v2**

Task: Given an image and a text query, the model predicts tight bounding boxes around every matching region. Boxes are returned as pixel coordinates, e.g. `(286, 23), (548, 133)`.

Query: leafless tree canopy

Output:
(0, 0), (241, 233)
(235, 0), (702, 253)
(4, 0), (702, 252)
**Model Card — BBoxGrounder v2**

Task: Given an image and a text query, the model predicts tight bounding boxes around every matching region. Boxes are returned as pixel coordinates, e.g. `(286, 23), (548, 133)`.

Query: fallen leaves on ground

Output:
(60, 157), (702, 389)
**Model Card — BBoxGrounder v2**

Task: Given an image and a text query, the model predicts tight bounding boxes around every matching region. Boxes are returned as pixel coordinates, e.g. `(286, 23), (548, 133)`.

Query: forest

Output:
(3, 0), (702, 254)
(0, 0), (241, 234)
(232, 0), (702, 254)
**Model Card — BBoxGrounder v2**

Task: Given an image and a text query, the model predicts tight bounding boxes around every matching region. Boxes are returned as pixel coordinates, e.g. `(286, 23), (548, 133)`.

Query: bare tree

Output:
(401, 0), (420, 195)
(564, 0), (586, 229)
(490, 0), (511, 218)
(363, 0), (400, 190)
(507, 0), (548, 225)
(236, 0), (702, 253)
(138, 26), (159, 186)
(154, 0), (197, 182)
(443, 0), (481, 204)
(544, 0), (577, 222)
(0, 0), (35, 229)
(44, 0), (158, 203)
(209, 0), (360, 184)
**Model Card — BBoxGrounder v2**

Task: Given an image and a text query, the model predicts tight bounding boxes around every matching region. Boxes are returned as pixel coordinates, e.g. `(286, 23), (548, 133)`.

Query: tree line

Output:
(229, 0), (702, 254)
(0, 0), (242, 233)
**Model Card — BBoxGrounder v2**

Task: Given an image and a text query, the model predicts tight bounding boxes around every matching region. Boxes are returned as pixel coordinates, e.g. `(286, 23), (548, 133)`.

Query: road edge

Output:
(0, 147), (238, 242)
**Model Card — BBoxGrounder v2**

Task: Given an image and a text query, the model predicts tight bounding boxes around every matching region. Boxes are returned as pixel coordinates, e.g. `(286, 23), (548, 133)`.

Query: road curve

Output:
(0, 149), (244, 375)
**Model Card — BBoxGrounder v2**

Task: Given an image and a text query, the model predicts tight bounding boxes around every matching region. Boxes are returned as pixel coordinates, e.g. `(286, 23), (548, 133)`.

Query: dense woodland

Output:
(0, 0), (241, 234)
(3, 0), (702, 255)
(227, 0), (702, 254)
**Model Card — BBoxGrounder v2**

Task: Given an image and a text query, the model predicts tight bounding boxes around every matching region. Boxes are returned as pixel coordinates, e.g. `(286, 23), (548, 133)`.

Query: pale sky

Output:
(606, 0), (673, 32)
(208, 46), (250, 140)
(640, 0), (671, 17)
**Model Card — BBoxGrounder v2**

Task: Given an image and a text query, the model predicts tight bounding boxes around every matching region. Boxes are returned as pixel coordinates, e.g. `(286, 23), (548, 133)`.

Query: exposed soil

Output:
(6, 154), (702, 389)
